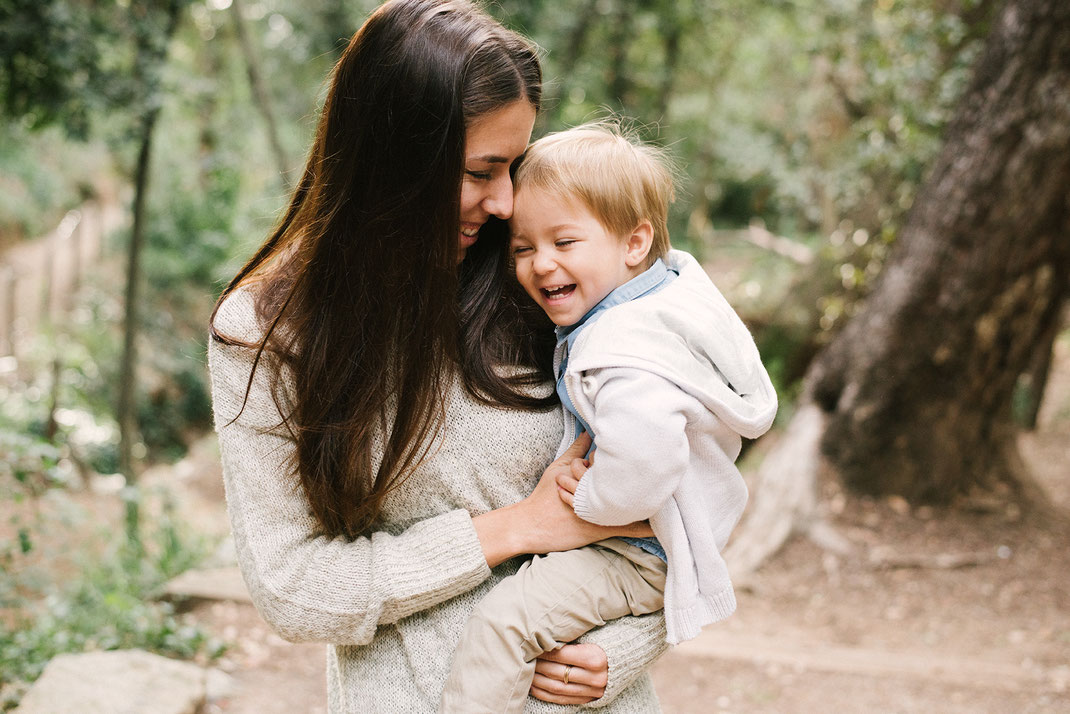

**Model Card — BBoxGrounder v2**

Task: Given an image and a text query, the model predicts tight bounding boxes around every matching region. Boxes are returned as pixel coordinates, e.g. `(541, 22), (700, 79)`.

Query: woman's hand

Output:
(530, 644), (607, 705)
(472, 433), (651, 568)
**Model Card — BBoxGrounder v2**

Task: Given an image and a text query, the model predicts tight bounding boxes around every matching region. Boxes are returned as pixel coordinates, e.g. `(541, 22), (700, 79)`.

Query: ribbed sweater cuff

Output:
(572, 477), (595, 522)
(577, 612), (669, 708)
(664, 587), (736, 645)
(414, 509), (492, 601)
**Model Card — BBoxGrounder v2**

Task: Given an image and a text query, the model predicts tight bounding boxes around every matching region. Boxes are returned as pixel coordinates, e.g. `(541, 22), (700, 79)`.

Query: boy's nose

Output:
(532, 252), (556, 274)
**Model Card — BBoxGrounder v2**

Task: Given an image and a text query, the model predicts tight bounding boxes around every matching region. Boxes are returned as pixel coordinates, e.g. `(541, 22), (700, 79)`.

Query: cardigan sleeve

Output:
(571, 368), (696, 526)
(207, 327), (492, 646)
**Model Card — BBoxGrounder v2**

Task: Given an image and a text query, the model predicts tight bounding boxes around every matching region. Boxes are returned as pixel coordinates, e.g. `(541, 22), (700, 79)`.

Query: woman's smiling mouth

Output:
(460, 223), (481, 244)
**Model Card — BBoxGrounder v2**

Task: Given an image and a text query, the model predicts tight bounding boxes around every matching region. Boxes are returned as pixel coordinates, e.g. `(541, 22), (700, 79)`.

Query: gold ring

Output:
(562, 664), (573, 685)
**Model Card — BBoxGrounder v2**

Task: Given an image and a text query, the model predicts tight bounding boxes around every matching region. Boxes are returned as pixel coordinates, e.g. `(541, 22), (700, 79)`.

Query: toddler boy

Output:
(440, 122), (777, 713)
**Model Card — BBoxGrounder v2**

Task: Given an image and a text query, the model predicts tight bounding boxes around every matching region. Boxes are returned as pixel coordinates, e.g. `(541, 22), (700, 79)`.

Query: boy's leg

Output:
(439, 540), (666, 714)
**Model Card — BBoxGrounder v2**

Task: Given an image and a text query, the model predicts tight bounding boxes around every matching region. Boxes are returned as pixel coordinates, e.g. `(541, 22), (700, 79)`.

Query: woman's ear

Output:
(624, 220), (655, 268)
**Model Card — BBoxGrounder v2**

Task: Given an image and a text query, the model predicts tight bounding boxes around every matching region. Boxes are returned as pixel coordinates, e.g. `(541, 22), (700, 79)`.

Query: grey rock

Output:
(159, 565), (252, 604)
(15, 650), (205, 714)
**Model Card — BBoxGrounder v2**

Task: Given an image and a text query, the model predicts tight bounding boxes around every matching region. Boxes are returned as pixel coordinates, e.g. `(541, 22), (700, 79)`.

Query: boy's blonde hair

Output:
(514, 121), (676, 263)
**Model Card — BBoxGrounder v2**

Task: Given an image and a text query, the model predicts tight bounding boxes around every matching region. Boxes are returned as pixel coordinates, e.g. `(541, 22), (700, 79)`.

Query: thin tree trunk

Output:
(117, 106), (160, 548)
(605, 2), (635, 111)
(654, 8), (682, 123)
(117, 0), (183, 550)
(547, 0), (598, 126)
(230, 0), (290, 182)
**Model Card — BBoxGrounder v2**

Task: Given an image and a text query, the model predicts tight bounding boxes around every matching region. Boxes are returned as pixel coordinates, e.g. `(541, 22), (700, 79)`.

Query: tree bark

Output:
(810, 0), (1070, 503)
(728, 0), (1070, 575)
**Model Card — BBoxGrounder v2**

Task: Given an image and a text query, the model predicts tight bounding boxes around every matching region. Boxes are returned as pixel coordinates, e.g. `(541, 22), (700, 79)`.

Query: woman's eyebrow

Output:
(467, 154), (510, 164)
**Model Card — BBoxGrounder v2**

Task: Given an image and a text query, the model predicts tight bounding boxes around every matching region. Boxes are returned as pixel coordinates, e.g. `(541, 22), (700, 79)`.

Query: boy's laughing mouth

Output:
(541, 284), (576, 301)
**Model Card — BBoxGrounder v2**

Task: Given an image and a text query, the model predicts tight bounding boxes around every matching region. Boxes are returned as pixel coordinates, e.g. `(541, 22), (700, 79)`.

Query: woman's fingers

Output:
(556, 463), (583, 493)
(529, 654), (604, 704)
(529, 678), (596, 704)
(538, 644), (608, 680)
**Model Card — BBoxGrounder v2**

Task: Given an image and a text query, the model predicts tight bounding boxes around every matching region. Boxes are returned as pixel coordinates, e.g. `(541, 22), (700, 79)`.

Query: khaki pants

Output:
(439, 539), (667, 714)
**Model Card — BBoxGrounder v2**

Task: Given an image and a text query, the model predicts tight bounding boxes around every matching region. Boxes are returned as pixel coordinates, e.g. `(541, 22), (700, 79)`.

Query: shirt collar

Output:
(556, 258), (675, 346)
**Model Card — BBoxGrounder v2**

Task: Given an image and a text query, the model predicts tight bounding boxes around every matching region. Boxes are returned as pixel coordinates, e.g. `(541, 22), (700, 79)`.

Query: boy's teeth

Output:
(543, 285), (574, 297)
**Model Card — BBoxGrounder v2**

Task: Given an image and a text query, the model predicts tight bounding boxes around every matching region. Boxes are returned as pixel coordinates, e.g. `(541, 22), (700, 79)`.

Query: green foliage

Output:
(0, 0), (111, 138)
(0, 122), (109, 240)
(0, 490), (224, 699)
(1, 341), (223, 708)
(0, 0), (1005, 445)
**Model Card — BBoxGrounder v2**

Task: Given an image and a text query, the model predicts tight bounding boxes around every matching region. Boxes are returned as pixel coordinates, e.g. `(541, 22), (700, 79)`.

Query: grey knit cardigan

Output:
(207, 288), (668, 713)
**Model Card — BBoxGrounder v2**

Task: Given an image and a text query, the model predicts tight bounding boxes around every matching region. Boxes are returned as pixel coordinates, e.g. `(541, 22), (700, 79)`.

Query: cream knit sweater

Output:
(207, 288), (668, 713)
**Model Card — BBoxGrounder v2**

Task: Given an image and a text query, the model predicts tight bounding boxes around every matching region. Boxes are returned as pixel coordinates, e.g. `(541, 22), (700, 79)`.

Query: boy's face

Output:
(509, 187), (645, 327)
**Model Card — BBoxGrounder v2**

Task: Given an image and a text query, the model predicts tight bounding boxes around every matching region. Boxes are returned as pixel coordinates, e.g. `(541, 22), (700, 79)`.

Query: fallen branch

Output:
(740, 223), (816, 265)
(868, 547), (996, 570)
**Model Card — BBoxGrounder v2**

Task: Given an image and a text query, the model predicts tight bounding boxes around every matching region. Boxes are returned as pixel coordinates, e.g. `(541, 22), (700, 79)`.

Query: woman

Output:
(207, 0), (668, 711)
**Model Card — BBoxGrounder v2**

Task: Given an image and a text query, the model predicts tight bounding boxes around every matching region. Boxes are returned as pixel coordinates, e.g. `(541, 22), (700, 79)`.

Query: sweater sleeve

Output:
(577, 611), (669, 707)
(207, 333), (491, 646)
(571, 368), (695, 526)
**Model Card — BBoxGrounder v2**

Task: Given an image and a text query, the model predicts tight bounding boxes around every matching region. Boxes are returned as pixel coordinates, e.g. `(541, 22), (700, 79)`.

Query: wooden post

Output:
(41, 229), (55, 329)
(70, 210), (83, 306)
(44, 356), (61, 441)
(94, 201), (107, 261)
(1, 266), (15, 357)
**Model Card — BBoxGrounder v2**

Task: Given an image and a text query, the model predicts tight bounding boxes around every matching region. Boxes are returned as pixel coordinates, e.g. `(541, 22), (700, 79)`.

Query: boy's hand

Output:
(555, 457), (590, 507)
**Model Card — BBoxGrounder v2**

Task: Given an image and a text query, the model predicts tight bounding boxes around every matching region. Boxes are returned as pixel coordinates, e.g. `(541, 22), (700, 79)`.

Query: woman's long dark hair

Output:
(209, 0), (553, 538)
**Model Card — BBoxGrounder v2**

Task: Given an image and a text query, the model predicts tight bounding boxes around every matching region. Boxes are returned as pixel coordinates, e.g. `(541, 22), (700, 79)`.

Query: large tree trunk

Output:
(811, 0), (1070, 502)
(728, 0), (1070, 574)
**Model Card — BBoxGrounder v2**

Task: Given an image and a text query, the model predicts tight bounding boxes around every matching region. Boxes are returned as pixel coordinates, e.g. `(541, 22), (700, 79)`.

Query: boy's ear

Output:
(624, 220), (654, 268)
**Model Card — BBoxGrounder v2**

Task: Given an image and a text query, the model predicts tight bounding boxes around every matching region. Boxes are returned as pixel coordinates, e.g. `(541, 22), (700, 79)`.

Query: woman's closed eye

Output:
(465, 169), (492, 181)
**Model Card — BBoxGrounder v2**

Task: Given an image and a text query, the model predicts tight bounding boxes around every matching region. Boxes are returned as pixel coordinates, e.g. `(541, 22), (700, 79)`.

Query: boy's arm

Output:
(571, 367), (696, 526)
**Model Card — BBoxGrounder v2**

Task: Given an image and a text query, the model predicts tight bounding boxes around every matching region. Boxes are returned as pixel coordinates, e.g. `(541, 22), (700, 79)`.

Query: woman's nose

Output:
(483, 177), (514, 219)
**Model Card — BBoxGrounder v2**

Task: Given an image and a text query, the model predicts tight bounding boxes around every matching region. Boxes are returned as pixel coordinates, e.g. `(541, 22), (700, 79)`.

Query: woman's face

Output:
(458, 99), (537, 263)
